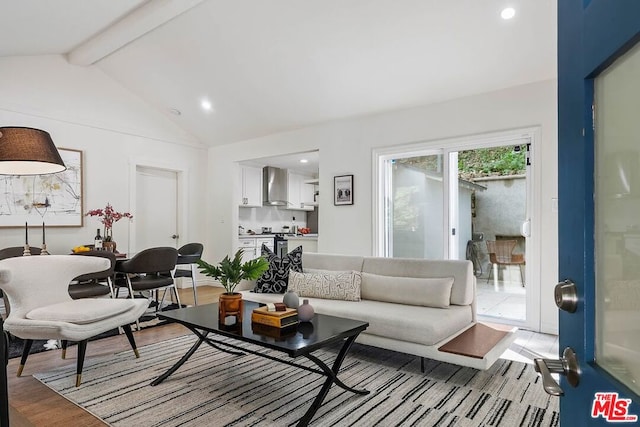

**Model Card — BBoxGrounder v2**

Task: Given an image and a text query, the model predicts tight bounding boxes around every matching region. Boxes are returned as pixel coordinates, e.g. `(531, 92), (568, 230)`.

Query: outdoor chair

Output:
(0, 255), (148, 386)
(486, 240), (525, 286)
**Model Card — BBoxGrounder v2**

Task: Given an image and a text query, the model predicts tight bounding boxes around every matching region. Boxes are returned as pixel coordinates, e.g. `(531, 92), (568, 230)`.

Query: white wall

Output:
(0, 55), (207, 256)
(208, 79), (559, 334)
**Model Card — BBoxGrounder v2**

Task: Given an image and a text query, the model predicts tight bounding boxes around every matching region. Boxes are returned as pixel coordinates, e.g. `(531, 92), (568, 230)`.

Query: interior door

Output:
(554, 1), (640, 424)
(135, 166), (179, 252)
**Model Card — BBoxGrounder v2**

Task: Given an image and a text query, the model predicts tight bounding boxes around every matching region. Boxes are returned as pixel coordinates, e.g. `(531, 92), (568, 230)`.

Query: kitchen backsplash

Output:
(239, 207), (307, 234)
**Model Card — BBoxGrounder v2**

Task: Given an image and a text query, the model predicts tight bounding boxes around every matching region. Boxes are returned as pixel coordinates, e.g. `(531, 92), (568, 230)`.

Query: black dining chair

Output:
(113, 247), (180, 311)
(174, 243), (203, 305)
(69, 250), (117, 299)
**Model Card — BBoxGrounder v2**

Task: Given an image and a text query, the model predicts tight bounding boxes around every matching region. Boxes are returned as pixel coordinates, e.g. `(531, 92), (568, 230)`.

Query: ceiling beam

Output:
(67, 0), (205, 66)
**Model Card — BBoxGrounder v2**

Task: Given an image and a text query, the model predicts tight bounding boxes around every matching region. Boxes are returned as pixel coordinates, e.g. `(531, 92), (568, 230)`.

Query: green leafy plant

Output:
(196, 249), (269, 294)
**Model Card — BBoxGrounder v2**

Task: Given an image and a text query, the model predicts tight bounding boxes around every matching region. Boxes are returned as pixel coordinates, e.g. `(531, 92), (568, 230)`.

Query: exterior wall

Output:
(473, 175), (526, 276)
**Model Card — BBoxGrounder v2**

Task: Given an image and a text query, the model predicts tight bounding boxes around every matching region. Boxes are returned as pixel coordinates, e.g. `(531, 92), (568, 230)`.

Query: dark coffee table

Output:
(151, 301), (369, 426)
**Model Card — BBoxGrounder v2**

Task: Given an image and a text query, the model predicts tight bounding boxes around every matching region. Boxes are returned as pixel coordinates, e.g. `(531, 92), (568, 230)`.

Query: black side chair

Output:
(69, 251), (117, 299)
(114, 247), (180, 311)
(174, 243), (203, 305)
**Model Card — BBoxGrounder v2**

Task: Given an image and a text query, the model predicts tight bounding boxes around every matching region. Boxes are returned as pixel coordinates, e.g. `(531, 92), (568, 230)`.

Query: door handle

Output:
(171, 234), (179, 240)
(521, 219), (531, 237)
(534, 347), (581, 396)
(555, 279), (578, 313)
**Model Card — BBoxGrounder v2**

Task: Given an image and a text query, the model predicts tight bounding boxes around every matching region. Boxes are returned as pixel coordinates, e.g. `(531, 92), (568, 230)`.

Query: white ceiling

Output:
(0, 0), (557, 148)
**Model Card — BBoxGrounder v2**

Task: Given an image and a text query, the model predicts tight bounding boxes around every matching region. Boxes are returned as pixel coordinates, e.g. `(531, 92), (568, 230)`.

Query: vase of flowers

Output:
(85, 203), (133, 251)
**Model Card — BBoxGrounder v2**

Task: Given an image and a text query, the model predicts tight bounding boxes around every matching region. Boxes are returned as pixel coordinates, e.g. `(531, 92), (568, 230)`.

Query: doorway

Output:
(374, 128), (540, 330)
(133, 165), (180, 253)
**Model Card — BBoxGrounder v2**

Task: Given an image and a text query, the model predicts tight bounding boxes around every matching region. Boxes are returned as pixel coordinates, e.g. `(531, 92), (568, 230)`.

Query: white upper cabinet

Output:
(287, 171), (315, 211)
(239, 165), (263, 207)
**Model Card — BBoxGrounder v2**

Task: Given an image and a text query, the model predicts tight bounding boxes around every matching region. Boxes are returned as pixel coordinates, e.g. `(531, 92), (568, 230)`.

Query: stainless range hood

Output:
(263, 166), (288, 206)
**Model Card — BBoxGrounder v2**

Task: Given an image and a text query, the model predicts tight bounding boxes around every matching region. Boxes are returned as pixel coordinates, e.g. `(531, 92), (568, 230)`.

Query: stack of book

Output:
(251, 305), (299, 328)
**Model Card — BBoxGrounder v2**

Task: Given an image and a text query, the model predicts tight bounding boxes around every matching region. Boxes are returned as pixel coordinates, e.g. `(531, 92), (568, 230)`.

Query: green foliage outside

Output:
(397, 146), (526, 180)
(458, 146), (526, 179)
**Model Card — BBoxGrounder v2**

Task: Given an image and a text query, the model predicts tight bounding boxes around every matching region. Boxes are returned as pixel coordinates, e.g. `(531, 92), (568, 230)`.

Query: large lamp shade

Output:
(0, 127), (66, 175)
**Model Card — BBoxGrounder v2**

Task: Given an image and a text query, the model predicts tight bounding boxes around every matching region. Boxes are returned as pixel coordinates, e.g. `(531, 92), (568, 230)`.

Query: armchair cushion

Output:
(26, 299), (134, 325)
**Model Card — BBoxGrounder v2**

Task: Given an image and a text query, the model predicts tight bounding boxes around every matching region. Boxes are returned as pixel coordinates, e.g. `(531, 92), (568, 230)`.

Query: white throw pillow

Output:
(289, 270), (362, 301)
(361, 272), (454, 308)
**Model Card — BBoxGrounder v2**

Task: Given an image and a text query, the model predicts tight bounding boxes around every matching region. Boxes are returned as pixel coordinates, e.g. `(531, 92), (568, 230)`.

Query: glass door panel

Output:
(384, 153), (445, 259)
(595, 40), (640, 396)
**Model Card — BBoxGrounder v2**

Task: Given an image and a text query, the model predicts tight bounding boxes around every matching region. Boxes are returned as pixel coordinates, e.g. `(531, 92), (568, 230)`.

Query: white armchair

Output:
(0, 255), (148, 386)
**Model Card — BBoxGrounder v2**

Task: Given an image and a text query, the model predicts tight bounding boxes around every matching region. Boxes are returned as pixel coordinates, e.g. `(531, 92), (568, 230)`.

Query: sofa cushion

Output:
(362, 257), (474, 306)
(361, 272), (454, 308)
(289, 270), (362, 301)
(253, 245), (303, 294)
(240, 291), (473, 346)
(26, 299), (134, 324)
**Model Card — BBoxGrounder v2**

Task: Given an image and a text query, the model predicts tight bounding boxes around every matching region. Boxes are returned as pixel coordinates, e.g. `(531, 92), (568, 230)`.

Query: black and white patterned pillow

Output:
(253, 244), (303, 294)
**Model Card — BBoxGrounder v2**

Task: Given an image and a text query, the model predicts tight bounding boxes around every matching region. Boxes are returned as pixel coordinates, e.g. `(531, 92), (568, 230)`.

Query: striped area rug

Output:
(34, 335), (559, 426)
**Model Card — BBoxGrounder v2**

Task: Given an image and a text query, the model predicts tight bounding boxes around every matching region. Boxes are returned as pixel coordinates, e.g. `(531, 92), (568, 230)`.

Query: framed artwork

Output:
(0, 148), (83, 227)
(334, 174), (354, 205)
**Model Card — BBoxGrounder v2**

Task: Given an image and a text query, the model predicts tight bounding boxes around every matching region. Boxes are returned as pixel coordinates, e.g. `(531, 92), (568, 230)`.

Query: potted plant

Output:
(196, 249), (269, 324)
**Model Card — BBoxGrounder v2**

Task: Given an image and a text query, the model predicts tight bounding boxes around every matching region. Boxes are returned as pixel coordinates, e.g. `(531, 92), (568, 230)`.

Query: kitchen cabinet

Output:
(237, 236), (274, 261)
(287, 171), (315, 211)
(239, 165), (263, 207)
(286, 236), (318, 253)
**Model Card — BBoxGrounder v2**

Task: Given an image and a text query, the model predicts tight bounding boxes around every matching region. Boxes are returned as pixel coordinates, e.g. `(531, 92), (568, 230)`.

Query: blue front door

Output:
(558, 1), (640, 425)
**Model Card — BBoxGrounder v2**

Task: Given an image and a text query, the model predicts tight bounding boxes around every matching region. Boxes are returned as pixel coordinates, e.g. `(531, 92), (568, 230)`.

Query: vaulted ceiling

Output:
(0, 0), (557, 147)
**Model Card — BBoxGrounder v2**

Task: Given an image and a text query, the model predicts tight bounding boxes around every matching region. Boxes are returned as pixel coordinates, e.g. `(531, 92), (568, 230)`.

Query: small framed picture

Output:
(334, 174), (354, 205)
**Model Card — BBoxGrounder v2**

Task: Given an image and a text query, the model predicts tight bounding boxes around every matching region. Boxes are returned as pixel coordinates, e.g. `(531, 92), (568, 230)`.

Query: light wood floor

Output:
(7, 286), (557, 426)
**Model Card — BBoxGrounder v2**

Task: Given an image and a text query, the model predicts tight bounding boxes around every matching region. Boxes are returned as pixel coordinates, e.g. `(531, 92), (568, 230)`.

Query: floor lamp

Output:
(0, 127), (66, 427)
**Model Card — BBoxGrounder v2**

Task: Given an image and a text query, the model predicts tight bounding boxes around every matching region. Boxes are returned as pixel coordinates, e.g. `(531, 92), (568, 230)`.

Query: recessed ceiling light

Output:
(501, 7), (515, 20)
(168, 108), (182, 116)
(300, 159), (308, 163)
(200, 99), (213, 112)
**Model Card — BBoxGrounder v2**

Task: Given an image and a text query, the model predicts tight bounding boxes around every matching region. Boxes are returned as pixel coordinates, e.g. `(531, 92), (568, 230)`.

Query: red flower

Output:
(85, 203), (133, 233)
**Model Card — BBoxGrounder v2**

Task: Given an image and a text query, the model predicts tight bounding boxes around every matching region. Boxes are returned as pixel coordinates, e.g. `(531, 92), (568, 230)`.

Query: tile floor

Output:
(476, 270), (527, 321)
(474, 268), (560, 363)
(502, 328), (559, 364)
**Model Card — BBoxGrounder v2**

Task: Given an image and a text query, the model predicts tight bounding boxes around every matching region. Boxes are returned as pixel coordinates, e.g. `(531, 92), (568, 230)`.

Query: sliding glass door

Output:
(375, 131), (536, 327)
(382, 152), (446, 259)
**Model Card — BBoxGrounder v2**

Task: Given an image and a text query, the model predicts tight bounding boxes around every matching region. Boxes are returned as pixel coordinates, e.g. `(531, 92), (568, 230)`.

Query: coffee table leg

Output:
(150, 333), (207, 386)
(297, 334), (369, 426)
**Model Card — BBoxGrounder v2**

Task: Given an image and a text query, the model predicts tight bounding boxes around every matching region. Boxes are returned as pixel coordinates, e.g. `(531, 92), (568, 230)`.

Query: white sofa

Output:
(239, 252), (516, 370)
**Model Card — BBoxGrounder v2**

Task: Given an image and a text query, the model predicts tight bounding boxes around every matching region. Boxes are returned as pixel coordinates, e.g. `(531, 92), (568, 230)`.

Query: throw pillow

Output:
(360, 272), (454, 308)
(253, 244), (303, 294)
(289, 270), (362, 301)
